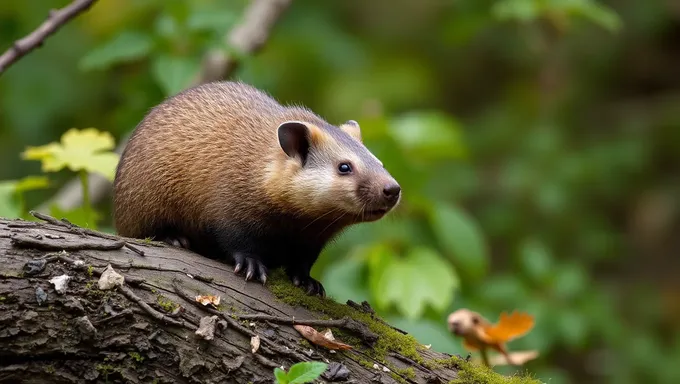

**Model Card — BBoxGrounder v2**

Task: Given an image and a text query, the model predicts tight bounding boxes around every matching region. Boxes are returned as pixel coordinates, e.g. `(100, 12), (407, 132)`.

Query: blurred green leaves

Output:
(0, 176), (49, 219)
(430, 203), (489, 282)
(1, 0), (675, 382)
(77, 1), (242, 96)
(368, 245), (459, 320)
(517, 237), (553, 285)
(151, 55), (201, 96)
(492, 0), (622, 32)
(389, 111), (466, 161)
(79, 31), (153, 71)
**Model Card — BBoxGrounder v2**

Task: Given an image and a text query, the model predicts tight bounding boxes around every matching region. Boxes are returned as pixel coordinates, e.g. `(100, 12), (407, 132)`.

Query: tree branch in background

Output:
(199, 0), (293, 83)
(36, 0), (294, 214)
(0, 0), (99, 75)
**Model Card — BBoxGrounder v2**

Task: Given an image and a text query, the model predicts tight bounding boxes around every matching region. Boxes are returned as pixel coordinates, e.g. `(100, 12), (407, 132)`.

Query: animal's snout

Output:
(383, 182), (401, 201)
(449, 320), (461, 334)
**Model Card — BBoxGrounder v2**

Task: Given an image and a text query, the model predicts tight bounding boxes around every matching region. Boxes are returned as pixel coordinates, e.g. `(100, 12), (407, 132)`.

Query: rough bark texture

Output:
(0, 215), (466, 384)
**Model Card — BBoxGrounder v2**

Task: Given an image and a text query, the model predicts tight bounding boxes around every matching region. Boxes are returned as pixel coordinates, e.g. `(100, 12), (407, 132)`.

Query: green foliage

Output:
(369, 245), (459, 320)
(0, 176), (49, 218)
(389, 111), (467, 161)
(274, 361), (328, 384)
(430, 203), (489, 281)
(0, 1), (676, 383)
(151, 54), (201, 96)
(79, 31), (154, 71)
(492, 0), (622, 32)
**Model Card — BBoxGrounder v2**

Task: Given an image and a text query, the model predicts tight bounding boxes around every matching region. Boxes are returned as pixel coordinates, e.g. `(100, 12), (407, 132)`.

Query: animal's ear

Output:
(340, 120), (362, 142)
(278, 121), (312, 164)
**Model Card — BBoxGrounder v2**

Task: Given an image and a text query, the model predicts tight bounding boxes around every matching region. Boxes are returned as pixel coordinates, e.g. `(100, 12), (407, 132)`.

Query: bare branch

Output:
(199, 0), (294, 83)
(36, 0), (294, 214)
(0, 0), (99, 75)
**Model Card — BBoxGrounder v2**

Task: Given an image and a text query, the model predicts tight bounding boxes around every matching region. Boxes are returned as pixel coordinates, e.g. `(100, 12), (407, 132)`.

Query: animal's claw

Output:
(162, 236), (191, 249)
(289, 274), (325, 297)
(232, 253), (268, 285)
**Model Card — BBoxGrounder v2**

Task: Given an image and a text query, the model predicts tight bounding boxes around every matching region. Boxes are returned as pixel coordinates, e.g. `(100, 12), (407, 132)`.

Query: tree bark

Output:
(0, 215), (463, 384)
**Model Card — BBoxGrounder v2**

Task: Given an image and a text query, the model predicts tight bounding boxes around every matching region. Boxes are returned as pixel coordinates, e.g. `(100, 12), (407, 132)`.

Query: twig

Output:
(199, 0), (293, 83)
(11, 233), (124, 251)
(118, 285), (193, 330)
(37, 0), (293, 213)
(0, 0), (99, 75)
(29, 211), (145, 256)
(171, 281), (309, 362)
(93, 309), (134, 326)
(253, 353), (280, 368)
(41, 252), (145, 286)
(235, 314), (378, 345)
(347, 299), (408, 335)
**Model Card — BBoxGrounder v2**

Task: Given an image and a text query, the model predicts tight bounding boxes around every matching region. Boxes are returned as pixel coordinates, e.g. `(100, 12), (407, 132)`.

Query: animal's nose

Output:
(449, 321), (460, 332)
(383, 183), (401, 199)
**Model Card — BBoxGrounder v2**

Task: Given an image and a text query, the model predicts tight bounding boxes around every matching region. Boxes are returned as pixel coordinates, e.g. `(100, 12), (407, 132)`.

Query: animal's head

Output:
(269, 119), (401, 222)
(447, 309), (488, 337)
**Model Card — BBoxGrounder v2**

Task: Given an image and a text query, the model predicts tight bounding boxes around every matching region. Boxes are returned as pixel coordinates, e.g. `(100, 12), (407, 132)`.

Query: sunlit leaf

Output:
(22, 128), (119, 181)
(374, 247), (459, 320)
(286, 361), (328, 384)
(152, 55), (201, 96)
(79, 31), (154, 71)
(388, 111), (466, 161)
(429, 203), (488, 281)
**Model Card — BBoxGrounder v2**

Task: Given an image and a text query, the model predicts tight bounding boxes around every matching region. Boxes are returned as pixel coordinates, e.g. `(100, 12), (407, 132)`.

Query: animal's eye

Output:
(338, 163), (352, 175)
(471, 316), (480, 325)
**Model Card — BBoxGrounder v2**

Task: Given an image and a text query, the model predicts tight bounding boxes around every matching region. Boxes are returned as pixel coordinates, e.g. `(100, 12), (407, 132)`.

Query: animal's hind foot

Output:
(233, 252), (268, 284)
(162, 236), (190, 249)
(290, 274), (326, 297)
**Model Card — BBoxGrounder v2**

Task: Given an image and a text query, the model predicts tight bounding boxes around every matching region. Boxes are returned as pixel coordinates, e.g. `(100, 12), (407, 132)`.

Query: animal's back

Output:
(113, 81), (401, 296)
(113, 81), (323, 240)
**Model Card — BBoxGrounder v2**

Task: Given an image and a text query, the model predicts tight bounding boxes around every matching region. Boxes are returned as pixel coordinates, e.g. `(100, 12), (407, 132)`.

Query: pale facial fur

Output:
(265, 120), (400, 222)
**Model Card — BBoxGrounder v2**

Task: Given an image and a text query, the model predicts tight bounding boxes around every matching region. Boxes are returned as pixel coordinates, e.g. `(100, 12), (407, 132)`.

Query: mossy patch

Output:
(128, 351), (145, 363)
(443, 356), (541, 384)
(268, 270), (540, 384)
(267, 269), (423, 363)
(156, 295), (179, 312)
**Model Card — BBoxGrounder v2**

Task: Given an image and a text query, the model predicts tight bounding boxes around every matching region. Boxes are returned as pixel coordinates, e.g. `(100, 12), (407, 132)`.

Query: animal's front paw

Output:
(233, 253), (268, 284)
(290, 274), (326, 297)
(162, 236), (190, 249)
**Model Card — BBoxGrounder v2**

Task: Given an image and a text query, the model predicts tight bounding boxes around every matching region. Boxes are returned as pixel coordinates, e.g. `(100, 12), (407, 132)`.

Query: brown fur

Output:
(113, 81), (400, 295)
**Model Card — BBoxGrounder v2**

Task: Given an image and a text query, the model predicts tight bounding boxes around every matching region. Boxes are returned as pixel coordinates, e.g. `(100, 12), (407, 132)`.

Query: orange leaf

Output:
(294, 325), (353, 350)
(484, 310), (535, 343)
(195, 294), (221, 307)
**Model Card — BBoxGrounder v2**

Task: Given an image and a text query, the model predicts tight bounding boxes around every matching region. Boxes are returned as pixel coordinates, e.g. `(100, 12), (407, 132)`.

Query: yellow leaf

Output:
(21, 128), (119, 181)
